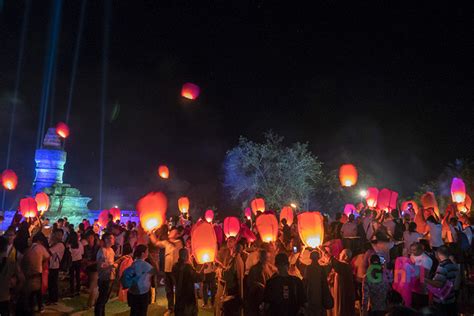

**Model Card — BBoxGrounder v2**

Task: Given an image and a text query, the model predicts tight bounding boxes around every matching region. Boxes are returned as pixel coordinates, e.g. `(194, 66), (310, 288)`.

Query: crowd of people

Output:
(0, 201), (472, 316)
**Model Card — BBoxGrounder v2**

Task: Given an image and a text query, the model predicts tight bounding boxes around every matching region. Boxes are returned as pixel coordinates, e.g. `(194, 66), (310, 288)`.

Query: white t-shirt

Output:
(49, 242), (65, 269)
(384, 219), (396, 238)
(403, 231), (422, 253)
(70, 242), (84, 262)
(426, 222), (443, 248)
(410, 252), (433, 294)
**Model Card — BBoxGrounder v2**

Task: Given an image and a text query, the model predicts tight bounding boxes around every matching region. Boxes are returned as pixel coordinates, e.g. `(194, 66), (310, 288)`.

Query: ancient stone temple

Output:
(33, 128), (91, 222)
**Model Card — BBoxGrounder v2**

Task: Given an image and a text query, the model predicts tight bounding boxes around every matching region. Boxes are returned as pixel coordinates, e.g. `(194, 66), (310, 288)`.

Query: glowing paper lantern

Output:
(244, 208), (252, 219)
(158, 165), (169, 179)
(376, 188), (398, 212)
(421, 192), (440, 218)
(136, 192), (168, 232)
(20, 197), (38, 218)
(400, 200), (419, 215)
(181, 82), (200, 100)
(98, 210), (110, 228)
(343, 204), (357, 217)
(339, 164), (358, 187)
(366, 187), (379, 208)
(297, 212), (324, 248)
(256, 213), (279, 243)
(178, 197), (190, 214)
(451, 178), (466, 203)
(55, 122), (70, 138)
(250, 198), (265, 215)
(191, 221), (217, 264)
(204, 209), (214, 223)
(109, 207), (121, 222)
(457, 194), (472, 213)
(1, 169), (18, 190)
(34, 192), (50, 212)
(223, 216), (240, 238)
(239, 224), (256, 242)
(280, 206), (294, 226)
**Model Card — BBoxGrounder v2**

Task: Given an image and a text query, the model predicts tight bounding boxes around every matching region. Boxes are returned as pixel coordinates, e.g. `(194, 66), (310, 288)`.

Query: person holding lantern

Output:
(303, 250), (333, 316)
(246, 249), (273, 316)
(172, 248), (202, 316)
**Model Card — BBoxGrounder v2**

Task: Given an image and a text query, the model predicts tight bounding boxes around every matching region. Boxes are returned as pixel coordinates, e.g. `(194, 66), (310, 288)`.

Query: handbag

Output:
(427, 280), (454, 301)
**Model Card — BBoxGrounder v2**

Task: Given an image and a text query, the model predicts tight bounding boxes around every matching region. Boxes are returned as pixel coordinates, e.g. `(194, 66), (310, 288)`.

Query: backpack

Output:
(120, 265), (136, 289)
(60, 244), (72, 272)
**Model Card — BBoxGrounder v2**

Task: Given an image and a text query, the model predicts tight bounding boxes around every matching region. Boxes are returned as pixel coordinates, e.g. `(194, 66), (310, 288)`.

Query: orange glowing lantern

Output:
(457, 194), (472, 213)
(256, 213), (279, 243)
(181, 82), (200, 100)
(98, 210), (111, 228)
(377, 188), (398, 212)
(280, 206), (294, 226)
(451, 178), (466, 203)
(158, 165), (169, 179)
(178, 196), (190, 214)
(1, 169), (18, 190)
(223, 216), (240, 238)
(55, 122), (70, 138)
(20, 197), (38, 218)
(250, 198), (265, 215)
(401, 200), (419, 215)
(204, 209), (214, 223)
(339, 164), (358, 187)
(109, 207), (121, 222)
(244, 208), (252, 220)
(366, 187), (379, 208)
(297, 212), (324, 248)
(421, 192), (440, 218)
(191, 221), (217, 264)
(34, 192), (50, 212)
(136, 192), (168, 232)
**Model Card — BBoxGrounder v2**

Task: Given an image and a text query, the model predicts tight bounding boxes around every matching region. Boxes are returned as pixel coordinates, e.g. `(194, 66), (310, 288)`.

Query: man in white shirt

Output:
(410, 242), (433, 310)
(48, 229), (65, 304)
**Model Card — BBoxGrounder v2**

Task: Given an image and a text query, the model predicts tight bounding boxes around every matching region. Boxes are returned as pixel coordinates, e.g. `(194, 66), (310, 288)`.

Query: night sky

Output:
(1, 1), (473, 211)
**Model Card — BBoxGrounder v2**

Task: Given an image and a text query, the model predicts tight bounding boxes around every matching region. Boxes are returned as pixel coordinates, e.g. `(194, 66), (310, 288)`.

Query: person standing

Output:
(67, 231), (84, 296)
(246, 249), (273, 316)
(361, 255), (391, 316)
(326, 249), (355, 316)
(0, 236), (17, 316)
(409, 242), (433, 310)
(126, 245), (155, 316)
(83, 231), (100, 309)
(95, 233), (117, 316)
(262, 253), (306, 316)
(48, 229), (65, 304)
(172, 248), (202, 316)
(303, 251), (333, 316)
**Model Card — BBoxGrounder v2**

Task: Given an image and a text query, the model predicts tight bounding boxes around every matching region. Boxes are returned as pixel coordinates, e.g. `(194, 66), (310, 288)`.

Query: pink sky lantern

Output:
(20, 197), (38, 218)
(451, 177), (466, 203)
(366, 187), (379, 208)
(35, 192), (50, 212)
(55, 122), (70, 138)
(98, 210), (110, 228)
(377, 188), (398, 212)
(204, 209), (214, 223)
(280, 206), (294, 226)
(239, 223), (256, 243)
(223, 216), (240, 238)
(244, 207), (252, 220)
(256, 213), (279, 243)
(181, 82), (200, 100)
(343, 204), (357, 217)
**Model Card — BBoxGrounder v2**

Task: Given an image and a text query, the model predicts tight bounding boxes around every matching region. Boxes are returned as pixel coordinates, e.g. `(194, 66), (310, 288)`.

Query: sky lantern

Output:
(34, 192), (50, 212)
(204, 209), (214, 223)
(239, 224), (256, 243)
(1, 169), (18, 190)
(343, 204), (357, 217)
(136, 192), (168, 232)
(256, 213), (279, 243)
(457, 194), (472, 213)
(158, 165), (169, 179)
(401, 200), (419, 215)
(250, 198), (265, 215)
(450, 177), (466, 203)
(376, 188), (398, 212)
(178, 196), (190, 214)
(20, 197), (38, 218)
(339, 164), (358, 187)
(421, 192), (440, 218)
(366, 187), (379, 208)
(55, 122), (70, 138)
(223, 216), (240, 238)
(109, 207), (121, 222)
(244, 208), (252, 220)
(280, 206), (294, 226)
(191, 221), (217, 264)
(98, 209), (111, 227)
(297, 212), (324, 248)
(181, 82), (200, 100)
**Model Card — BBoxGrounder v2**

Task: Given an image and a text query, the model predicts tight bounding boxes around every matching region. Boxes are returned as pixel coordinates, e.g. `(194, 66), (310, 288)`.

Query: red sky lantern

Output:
(158, 165), (169, 179)
(256, 213), (279, 243)
(250, 198), (265, 215)
(366, 187), (379, 208)
(109, 207), (121, 222)
(244, 208), (252, 220)
(377, 188), (398, 212)
(191, 221), (217, 264)
(457, 194), (472, 213)
(343, 204), (356, 217)
(136, 192), (168, 232)
(204, 209), (214, 223)
(339, 164), (358, 187)
(181, 82), (200, 100)
(451, 177), (466, 203)
(98, 209), (110, 228)
(55, 122), (70, 138)
(35, 192), (50, 212)
(20, 197), (38, 218)
(421, 192), (440, 218)
(223, 216), (240, 238)
(239, 223), (256, 243)
(401, 200), (419, 215)
(1, 169), (18, 190)
(280, 206), (294, 226)
(178, 196), (190, 214)
(297, 212), (324, 248)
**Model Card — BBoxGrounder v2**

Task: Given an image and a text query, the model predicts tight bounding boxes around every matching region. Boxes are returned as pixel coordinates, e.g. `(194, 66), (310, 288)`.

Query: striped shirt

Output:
(432, 259), (458, 304)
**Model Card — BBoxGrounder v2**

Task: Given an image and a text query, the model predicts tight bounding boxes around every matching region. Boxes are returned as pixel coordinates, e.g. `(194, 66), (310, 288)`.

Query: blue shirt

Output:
(128, 259), (153, 295)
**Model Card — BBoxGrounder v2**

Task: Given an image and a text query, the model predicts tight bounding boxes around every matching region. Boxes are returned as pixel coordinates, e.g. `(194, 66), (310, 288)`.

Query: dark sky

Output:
(1, 1), (473, 211)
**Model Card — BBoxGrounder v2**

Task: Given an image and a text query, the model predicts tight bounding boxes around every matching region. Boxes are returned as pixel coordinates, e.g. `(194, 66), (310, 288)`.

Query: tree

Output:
(223, 132), (323, 210)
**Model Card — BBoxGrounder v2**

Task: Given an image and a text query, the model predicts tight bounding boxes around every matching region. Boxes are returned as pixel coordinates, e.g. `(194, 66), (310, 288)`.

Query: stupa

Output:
(33, 128), (91, 222)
